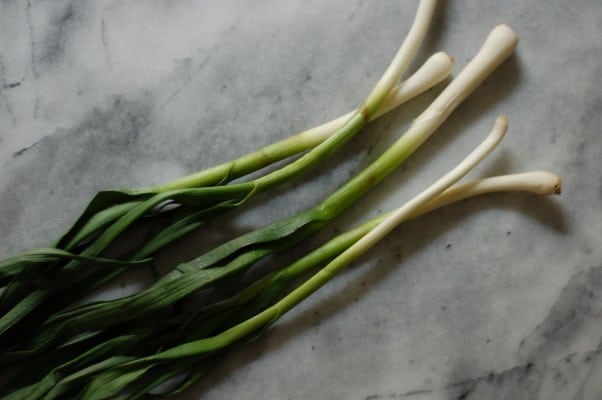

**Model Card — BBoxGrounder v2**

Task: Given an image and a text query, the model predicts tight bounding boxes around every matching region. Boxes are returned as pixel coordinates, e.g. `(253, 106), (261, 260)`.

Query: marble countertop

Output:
(1, 1), (601, 398)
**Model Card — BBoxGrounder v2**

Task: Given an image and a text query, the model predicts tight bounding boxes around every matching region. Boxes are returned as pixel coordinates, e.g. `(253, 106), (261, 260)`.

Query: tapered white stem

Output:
(375, 51), (454, 119)
(416, 24), (518, 125)
(304, 51), (455, 147)
(364, 0), (438, 117)
(336, 114), (508, 263)
(417, 170), (562, 215)
(396, 24), (519, 160)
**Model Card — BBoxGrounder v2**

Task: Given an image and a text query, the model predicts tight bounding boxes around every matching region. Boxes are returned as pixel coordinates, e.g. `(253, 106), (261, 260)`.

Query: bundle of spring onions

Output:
(0, 1), (561, 398)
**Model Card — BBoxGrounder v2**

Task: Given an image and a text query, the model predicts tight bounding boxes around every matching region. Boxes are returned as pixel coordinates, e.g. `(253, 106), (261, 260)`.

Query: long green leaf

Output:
(0, 248), (150, 280)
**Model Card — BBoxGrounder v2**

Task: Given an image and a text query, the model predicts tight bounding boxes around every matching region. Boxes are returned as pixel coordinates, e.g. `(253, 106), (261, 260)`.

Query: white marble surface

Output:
(1, 0), (601, 399)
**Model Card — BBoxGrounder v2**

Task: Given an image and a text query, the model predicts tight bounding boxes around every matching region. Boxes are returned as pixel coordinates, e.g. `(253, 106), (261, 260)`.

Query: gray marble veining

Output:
(1, 0), (601, 398)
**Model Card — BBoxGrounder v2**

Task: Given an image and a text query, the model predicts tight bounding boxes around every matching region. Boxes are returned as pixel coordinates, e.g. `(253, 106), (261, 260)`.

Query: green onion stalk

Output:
(0, 0), (440, 341)
(2, 116), (562, 399)
(77, 114), (512, 400)
(0, 23), (519, 371)
(2, 168), (561, 400)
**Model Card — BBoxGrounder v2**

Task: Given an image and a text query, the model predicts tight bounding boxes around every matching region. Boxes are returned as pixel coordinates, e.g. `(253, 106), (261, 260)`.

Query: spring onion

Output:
(0, 1), (563, 399)
(0, 0), (439, 341)
(7, 23), (516, 353)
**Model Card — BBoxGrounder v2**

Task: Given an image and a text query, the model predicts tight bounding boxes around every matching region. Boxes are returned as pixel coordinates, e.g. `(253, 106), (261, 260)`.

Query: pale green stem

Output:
(145, 0), (440, 194)
(252, 0), (438, 193)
